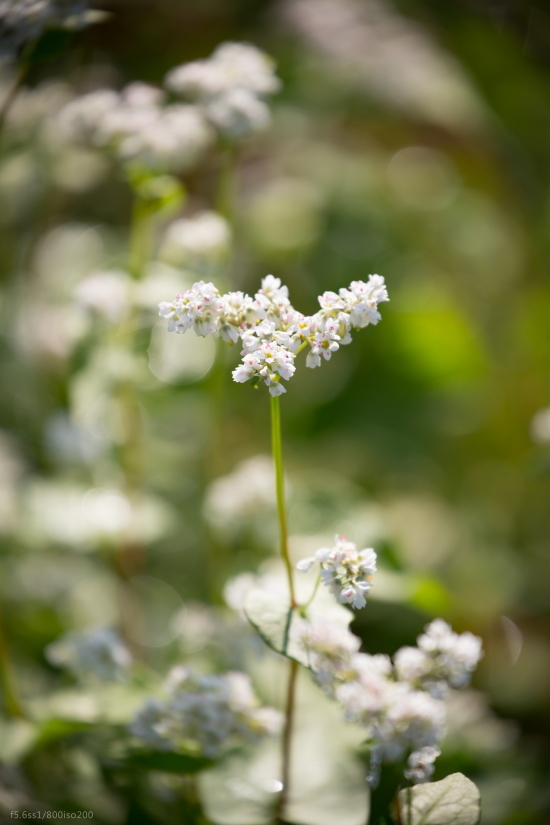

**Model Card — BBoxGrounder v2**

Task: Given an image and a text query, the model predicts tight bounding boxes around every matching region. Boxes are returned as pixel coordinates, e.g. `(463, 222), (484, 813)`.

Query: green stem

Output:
(0, 604), (24, 717)
(276, 658), (298, 824)
(368, 764), (402, 825)
(128, 195), (154, 280)
(270, 395), (296, 607)
(270, 395), (298, 824)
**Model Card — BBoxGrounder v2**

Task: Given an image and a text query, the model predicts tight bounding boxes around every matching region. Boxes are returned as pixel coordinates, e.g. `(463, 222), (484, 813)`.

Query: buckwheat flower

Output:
(117, 104), (212, 172)
(219, 291), (260, 343)
(299, 621), (361, 690)
(57, 89), (119, 144)
(417, 619), (483, 689)
(253, 274), (292, 318)
(74, 269), (131, 323)
(379, 689), (446, 762)
(305, 326), (341, 368)
(232, 340), (296, 395)
(394, 645), (432, 684)
(159, 280), (224, 337)
(160, 211), (231, 268)
(205, 86), (271, 139)
(297, 535), (377, 609)
(130, 667), (282, 759)
(404, 745), (441, 783)
(239, 319), (292, 354)
(45, 627), (132, 682)
(166, 41), (280, 100)
(340, 275), (389, 329)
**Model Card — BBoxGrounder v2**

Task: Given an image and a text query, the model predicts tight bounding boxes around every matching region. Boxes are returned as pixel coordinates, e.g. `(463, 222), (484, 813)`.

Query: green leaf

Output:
(199, 669), (368, 825)
(34, 718), (95, 748)
(127, 750), (214, 774)
(397, 773), (481, 825)
(244, 589), (352, 667)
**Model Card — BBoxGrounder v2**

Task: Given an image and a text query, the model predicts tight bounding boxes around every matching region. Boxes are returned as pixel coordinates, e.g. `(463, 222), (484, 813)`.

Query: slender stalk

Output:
(270, 395), (296, 607)
(128, 195), (154, 280)
(301, 574), (321, 613)
(0, 604), (24, 717)
(270, 394), (299, 823)
(276, 659), (298, 823)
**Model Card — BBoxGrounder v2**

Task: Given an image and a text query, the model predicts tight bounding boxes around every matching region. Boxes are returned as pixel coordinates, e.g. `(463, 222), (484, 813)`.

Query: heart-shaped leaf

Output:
(397, 772), (481, 825)
(244, 589), (352, 667)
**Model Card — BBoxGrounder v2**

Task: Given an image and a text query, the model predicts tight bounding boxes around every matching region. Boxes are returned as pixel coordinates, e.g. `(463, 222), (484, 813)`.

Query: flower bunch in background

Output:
(298, 616), (483, 787)
(158, 273), (389, 395)
(57, 81), (213, 173)
(131, 666), (282, 759)
(166, 41), (281, 140)
(45, 627), (133, 682)
(55, 41), (281, 175)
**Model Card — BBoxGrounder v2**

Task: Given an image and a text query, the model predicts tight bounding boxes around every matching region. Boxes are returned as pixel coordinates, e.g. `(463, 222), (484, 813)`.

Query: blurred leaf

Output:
(410, 577), (453, 614)
(244, 589), (352, 666)
(0, 718), (36, 764)
(127, 750), (213, 774)
(34, 717), (94, 748)
(397, 772), (480, 825)
(244, 590), (307, 666)
(200, 673), (368, 825)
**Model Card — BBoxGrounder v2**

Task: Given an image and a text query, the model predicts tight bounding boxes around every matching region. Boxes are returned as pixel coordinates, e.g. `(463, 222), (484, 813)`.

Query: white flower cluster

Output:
(297, 535), (377, 609)
(394, 618), (484, 697)
(298, 617), (483, 787)
(0, 0), (100, 62)
(57, 82), (213, 173)
(159, 273), (388, 396)
(45, 627), (132, 682)
(130, 666), (282, 759)
(166, 42), (281, 140)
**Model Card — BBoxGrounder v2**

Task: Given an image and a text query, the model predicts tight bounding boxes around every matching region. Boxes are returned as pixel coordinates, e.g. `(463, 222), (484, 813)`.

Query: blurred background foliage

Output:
(1, 0), (550, 822)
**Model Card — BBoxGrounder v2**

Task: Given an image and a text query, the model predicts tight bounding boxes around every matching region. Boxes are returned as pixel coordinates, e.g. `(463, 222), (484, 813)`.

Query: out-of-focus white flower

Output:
(415, 618), (484, 690)
(299, 621), (361, 689)
(404, 745), (441, 783)
(166, 42), (281, 100)
(301, 615), (482, 787)
(204, 455), (277, 539)
(118, 104), (212, 171)
(160, 211), (231, 268)
(45, 627), (132, 682)
(165, 42), (280, 141)
(297, 535), (377, 609)
(204, 86), (271, 139)
(74, 269), (131, 322)
(531, 406), (550, 444)
(158, 273), (389, 396)
(130, 666), (282, 758)
(57, 84), (212, 173)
